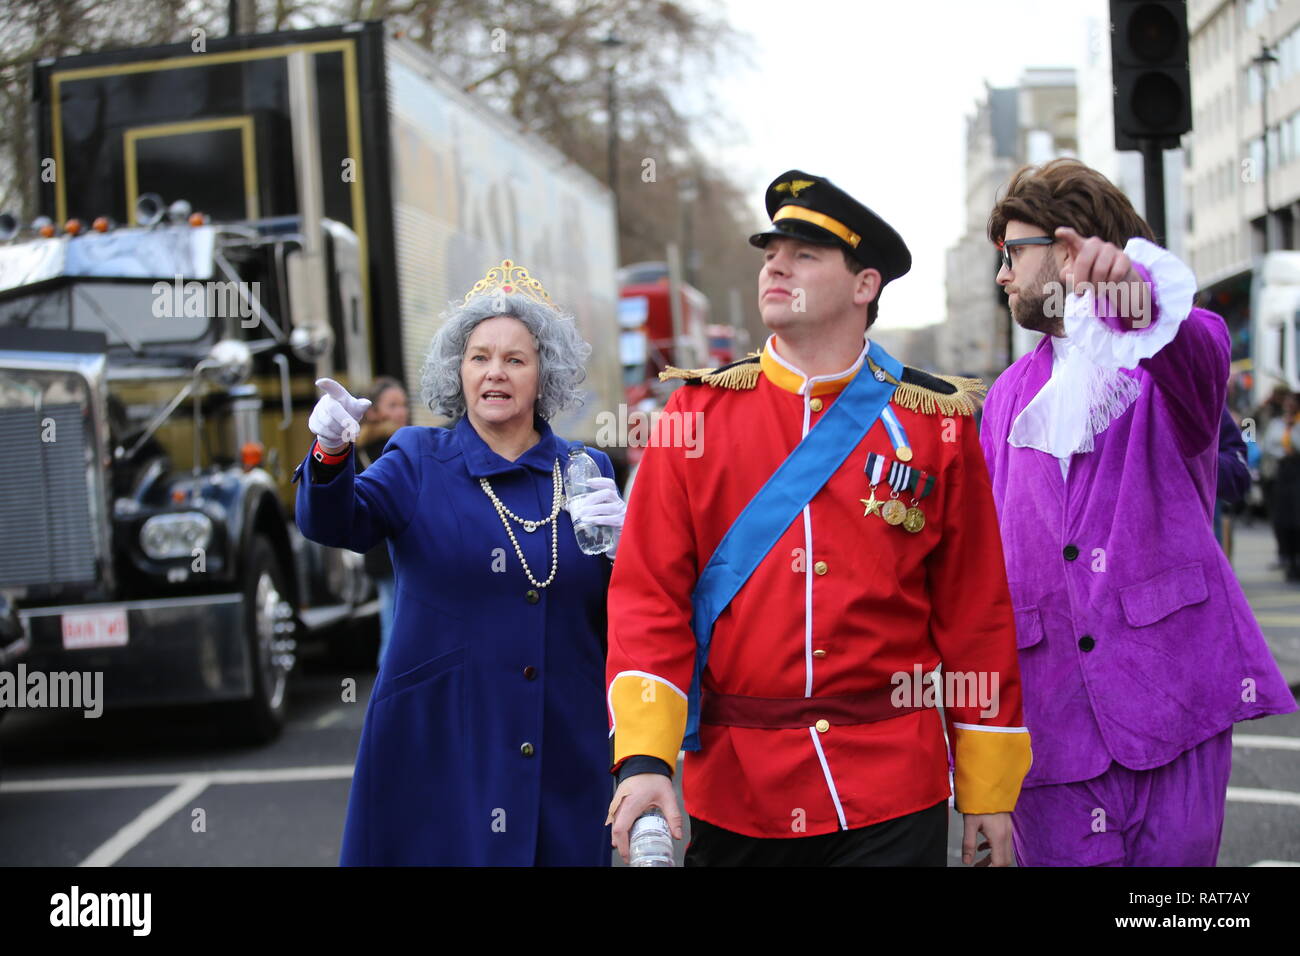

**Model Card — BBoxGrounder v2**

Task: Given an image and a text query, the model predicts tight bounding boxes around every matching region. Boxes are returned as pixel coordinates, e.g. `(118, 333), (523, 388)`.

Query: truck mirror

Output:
(135, 192), (165, 227)
(198, 338), (253, 387)
(289, 323), (333, 362)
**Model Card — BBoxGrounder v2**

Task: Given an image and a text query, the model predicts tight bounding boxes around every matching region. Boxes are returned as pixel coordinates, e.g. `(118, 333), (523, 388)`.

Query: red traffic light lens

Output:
(1127, 3), (1180, 63)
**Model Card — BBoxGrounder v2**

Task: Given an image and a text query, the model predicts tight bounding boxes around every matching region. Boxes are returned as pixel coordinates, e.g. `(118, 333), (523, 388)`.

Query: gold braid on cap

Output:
(462, 259), (556, 309)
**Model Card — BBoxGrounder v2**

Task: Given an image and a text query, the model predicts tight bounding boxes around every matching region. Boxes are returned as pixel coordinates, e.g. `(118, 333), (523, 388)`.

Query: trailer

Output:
(0, 21), (623, 743)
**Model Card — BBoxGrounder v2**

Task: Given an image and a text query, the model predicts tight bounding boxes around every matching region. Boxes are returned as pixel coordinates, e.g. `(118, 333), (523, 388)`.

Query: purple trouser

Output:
(1011, 728), (1233, 866)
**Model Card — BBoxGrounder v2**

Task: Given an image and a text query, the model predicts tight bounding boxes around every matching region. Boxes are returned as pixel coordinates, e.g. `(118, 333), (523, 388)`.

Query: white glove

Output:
(567, 475), (626, 558)
(567, 476), (626, 527)
(309, 378), (371, 451)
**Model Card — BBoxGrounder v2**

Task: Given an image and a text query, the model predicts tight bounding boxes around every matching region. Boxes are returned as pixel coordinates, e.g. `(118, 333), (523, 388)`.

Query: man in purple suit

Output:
(980, 159), (1296, 866)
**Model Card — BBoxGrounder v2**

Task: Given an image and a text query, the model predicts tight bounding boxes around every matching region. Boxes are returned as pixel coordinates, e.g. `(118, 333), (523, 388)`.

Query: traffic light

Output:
(1110, 0), (1191, 149)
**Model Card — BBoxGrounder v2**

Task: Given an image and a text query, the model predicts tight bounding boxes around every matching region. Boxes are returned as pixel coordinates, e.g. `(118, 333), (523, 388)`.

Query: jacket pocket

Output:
(375, 646), (465, 702)
(1119, 562), (1208, 627)
(1014, 606), (1045, 649)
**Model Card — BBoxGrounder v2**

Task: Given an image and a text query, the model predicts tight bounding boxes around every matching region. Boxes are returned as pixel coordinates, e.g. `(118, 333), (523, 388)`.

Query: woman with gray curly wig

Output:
(294, 260), (625, 867)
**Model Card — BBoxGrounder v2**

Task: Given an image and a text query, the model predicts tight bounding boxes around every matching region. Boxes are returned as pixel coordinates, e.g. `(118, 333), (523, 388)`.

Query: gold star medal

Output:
(862, 453), (890, 519)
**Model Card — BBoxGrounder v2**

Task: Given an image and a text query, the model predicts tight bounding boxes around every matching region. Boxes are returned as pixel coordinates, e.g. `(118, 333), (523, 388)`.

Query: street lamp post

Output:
(1253, 38), (1279, 252)
(680, 177), (698, 288)
(601, 33), (625, 227)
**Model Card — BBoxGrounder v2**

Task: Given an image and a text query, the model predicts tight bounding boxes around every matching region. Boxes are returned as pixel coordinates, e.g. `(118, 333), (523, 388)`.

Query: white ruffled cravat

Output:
(1008, 238), (1197, 460)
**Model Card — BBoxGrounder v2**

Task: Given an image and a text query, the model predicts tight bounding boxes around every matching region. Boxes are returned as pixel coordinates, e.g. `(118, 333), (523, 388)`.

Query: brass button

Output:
(812, 649), (827, 658)
(520, 742), (535, 757)
(525, 589), (540, 604)
(815, 719), (830, 733)
(809, 397), (824, 412)
(814, 561), (828, 575)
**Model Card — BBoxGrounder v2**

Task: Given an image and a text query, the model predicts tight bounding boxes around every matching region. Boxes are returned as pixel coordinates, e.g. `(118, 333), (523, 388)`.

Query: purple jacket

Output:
(982, 288), (1296, 788)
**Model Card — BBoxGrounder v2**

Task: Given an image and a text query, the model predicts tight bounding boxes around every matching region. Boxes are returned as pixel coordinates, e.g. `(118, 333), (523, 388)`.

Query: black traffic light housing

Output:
(1111, 0), (1192, 150)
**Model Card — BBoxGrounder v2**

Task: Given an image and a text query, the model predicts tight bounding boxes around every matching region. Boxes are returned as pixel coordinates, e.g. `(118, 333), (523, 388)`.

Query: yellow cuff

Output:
(608, 671), (689, 767)
(952, 724), (1033, 814)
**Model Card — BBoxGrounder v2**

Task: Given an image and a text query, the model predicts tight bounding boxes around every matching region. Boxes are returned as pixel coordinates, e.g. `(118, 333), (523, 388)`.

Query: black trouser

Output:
(683, 800), (948, 867)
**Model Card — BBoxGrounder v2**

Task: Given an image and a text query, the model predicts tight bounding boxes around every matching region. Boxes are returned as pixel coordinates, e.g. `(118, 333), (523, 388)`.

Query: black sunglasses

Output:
(998, 236), (1055, 272)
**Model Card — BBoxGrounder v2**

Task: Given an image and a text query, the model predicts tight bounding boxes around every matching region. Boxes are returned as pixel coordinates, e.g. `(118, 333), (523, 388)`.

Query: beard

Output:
(1009, 257), (1064, 335)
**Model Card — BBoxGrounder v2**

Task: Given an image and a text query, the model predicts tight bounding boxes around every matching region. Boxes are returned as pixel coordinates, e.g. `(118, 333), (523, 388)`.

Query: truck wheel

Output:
(227, 535), (295, 744)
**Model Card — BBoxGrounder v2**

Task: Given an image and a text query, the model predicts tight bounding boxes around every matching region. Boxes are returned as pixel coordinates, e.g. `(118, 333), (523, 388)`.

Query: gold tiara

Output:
(462, 259), (556, 309)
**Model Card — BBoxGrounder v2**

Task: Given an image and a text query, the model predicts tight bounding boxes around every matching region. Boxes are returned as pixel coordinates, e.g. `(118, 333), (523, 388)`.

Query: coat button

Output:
(525, 589), (540, 604)
(810, 398), (824, 412)
(520, 742), (535, 757)
(1078, 635), (1095, 652)
(523, 665), (538, 680)
(814, 561), (828, 575)
(815, 719), (830, 733)
(812, 649), (827, 658)
(1063, 545), (1079, 561)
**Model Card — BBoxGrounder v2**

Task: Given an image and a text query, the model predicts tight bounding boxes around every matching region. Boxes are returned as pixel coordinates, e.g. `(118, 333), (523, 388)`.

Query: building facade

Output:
(942, 70), (1077, 380)
(1185, 0), (1300, 363)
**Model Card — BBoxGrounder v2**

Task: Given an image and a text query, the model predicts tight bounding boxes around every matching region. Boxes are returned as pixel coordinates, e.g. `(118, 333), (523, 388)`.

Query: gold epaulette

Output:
(658, 353), (762, 390)
(868, 358), (987, 417)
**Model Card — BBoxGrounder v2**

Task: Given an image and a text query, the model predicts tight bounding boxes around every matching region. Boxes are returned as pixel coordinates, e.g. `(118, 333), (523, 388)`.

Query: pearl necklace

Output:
(479, 461), (564, 589)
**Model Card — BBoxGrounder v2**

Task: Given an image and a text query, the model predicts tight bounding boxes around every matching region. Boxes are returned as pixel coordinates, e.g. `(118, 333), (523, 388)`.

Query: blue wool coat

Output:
(293, 417), (614, 865)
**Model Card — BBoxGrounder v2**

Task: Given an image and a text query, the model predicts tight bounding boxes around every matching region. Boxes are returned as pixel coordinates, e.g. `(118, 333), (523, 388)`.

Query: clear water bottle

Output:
(628, 809), (675, 867)
(564, 447), (616, 555)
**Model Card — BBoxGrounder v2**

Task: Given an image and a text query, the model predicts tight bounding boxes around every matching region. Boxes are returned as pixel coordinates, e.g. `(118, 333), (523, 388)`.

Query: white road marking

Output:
(79, 775), (210, 868)
(1233, 734), (1300, 751)
(1227, 786), (1300, 807)
(1250, 859), (1300, 866)
(1, 764), (354, 794)
(311, 708), (346, 730)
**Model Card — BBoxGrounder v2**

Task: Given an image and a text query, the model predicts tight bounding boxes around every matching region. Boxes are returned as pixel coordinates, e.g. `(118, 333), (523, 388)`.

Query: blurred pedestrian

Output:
(356, 376), (409, 666)
(1213, 406), (1250, 558)
(1254, 384), (1290, 556)
(1263, 391), (1300, 580)
(293, 260), (626, 866)
(981, 158), (1295, 866)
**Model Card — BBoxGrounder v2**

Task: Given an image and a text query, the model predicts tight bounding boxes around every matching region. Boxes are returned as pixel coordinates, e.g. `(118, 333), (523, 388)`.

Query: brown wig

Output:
(987, 158), (1156, 248)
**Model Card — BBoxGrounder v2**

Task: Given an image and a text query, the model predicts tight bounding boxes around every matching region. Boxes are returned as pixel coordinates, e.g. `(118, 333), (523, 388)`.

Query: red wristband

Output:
(312, 440), (351, 465)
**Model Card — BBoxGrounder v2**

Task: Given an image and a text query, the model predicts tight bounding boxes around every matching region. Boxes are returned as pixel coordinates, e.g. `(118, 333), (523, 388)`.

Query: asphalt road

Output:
(1, 522), (1297, 867)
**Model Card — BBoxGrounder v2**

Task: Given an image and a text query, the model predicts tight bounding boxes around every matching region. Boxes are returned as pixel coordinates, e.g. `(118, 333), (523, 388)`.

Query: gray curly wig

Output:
(419, 292), (592, 421)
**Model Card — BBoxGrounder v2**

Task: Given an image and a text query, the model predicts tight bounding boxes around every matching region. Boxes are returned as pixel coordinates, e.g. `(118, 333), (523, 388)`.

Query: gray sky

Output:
(714, 0), (1105, 331)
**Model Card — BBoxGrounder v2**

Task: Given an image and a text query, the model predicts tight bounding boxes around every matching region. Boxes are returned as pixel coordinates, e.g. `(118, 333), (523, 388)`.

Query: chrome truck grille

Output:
(0, 401), (97, 588)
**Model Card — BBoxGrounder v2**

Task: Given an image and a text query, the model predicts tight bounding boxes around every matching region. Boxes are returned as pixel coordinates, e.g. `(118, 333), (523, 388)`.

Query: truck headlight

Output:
(140, 513), (213, 560)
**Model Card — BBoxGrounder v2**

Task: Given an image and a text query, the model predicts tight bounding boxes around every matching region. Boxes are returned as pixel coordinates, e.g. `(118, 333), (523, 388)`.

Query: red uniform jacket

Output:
(607, 337), (1032, 838)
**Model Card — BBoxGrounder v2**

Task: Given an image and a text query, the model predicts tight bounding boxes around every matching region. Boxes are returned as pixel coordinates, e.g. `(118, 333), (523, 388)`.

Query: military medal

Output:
(882, 459), (916, 527)
(862, 453), (889, 519)
(881, 498), (907, 525)
(901, 470), (937, 534)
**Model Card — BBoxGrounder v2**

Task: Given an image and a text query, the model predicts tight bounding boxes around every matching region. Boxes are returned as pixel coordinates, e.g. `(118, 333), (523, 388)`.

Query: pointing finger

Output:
(1054, 226), (1085, 252)
(316, 377), (350, 402)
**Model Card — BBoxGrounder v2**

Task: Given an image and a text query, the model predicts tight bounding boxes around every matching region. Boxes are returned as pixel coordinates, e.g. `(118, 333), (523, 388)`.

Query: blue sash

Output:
(682, 340), (903, 750)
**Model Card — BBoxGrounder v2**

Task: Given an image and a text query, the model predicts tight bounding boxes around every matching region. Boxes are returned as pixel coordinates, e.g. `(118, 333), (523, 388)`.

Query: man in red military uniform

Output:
(605, 171), (1033, 866)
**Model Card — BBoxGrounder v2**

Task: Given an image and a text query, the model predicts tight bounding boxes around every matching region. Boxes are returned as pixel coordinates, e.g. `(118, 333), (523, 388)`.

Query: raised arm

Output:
(1055, 229), (1229, 458)
(291, 379), (419, 554)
